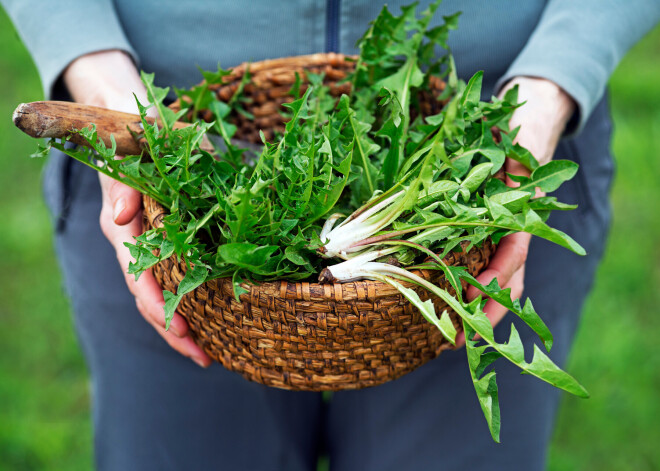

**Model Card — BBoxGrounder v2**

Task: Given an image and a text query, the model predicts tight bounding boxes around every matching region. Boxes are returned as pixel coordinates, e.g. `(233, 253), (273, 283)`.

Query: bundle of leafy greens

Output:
(34, 0), (587, 441)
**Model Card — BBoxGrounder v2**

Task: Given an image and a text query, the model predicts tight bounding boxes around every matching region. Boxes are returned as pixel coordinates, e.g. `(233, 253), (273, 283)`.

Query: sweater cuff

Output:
(4, 0), (138, 98)
(494, 12), (612, 137)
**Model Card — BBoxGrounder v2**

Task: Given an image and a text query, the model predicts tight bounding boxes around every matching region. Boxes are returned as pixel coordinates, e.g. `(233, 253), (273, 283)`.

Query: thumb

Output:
(99, 173), (143, 225)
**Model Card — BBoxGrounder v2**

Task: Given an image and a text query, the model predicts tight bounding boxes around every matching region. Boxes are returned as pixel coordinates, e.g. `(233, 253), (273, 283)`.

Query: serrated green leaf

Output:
(522, 206), (586, 255)
(177, 264), (208, 296)
(163, 290), (183, 330)
(498, 324), (525, 364)
(465, 322), (501, 442)
(526, 345), (589, 398)
(457, 272), (554, 351)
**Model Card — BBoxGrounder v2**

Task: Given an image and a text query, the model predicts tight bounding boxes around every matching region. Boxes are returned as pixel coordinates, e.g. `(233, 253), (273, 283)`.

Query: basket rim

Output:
(170, 52), (357, 112)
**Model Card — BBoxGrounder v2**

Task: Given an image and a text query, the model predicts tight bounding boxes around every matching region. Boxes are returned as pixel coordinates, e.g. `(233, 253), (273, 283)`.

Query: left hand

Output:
(63, 50), (212, 367)
(455, 76), (575, 347)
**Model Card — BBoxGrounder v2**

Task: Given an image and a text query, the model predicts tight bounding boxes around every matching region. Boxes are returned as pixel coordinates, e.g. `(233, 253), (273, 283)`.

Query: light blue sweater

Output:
(3, 0), (659, 134)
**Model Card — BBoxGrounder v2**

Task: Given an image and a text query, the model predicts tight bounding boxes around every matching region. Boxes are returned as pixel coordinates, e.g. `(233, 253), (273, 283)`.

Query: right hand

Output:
(456, 77), (575, 347)
(63, 50), (211, 367)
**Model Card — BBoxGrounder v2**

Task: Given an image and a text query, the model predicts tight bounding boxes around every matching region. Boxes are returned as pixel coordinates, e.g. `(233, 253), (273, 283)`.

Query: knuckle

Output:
(135, 297), (157, 322)
(517, 273), (525, 291)
(106, 179), (123, 201)
(99, 209), (113, 238)
(513, 242), (529, 265)
(135, 299), (143, 315)
(98, 172), (112, 191)
(134, 297), (147, 317)
(140, 308), (187, 356)
(513, 283), (525, 299)
(122, 270), (142, 297)
(161, 333), (190, 357)
(509, 271), (525, 296)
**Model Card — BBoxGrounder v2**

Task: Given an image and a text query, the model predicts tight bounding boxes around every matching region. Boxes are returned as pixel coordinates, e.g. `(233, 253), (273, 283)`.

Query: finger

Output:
(132, 269), (190, 338)
(99, 173), (143, 225)
(144, 316), (212, 368)
(105, 212), (190, 338)
(482, 265), (525, 324)
(100, 204), (188, 337)
(467, 231), (530, 301)
(504, 158), (530, 184)
(504, 158), (545, 198)
(456, 266), (525, 347)
(95, 157), (206, 365)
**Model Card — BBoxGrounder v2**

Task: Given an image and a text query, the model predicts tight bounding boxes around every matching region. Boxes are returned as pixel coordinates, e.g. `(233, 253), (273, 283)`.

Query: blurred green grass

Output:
(0, 8), (92, 471)
(548, 25), (660, 471)
(0, 6), (658, 470)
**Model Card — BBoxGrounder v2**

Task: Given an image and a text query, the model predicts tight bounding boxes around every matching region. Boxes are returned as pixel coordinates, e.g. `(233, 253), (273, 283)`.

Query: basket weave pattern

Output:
(145, 53), (495, 390)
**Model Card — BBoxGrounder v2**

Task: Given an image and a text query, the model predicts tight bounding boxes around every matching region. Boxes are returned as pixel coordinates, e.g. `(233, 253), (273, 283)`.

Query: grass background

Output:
(0, 6), (658, 470)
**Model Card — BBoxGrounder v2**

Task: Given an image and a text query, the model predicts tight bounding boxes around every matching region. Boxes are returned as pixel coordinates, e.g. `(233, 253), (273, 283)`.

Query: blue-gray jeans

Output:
(43, 97), (613, 471)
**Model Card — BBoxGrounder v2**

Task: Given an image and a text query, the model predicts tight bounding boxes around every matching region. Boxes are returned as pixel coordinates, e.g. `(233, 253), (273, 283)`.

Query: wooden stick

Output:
(12, 101), (214, 155)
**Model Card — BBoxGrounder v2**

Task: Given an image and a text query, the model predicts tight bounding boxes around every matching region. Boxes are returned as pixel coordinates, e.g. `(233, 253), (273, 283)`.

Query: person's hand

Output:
(63, 50), (211, 367)
(455, 76), (575, 347)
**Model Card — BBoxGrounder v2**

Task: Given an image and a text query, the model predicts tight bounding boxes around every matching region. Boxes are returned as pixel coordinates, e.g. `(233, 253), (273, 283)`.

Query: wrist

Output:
(498, 76), (576, 166)
(501, 76), (575, 135)
(63, 49), (147, 113)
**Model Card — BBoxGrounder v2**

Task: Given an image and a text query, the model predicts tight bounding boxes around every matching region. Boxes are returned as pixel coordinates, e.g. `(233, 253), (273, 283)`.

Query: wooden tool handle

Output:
(12, 101), (211, 155)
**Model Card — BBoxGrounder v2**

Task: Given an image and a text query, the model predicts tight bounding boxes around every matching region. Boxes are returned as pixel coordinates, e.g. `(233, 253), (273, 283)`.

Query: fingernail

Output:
(192, 356), (209, 368)
(113, 198), (126, 222)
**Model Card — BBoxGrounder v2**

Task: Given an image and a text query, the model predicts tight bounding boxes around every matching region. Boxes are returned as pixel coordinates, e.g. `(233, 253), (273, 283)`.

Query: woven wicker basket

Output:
(143, 53), (496, 391)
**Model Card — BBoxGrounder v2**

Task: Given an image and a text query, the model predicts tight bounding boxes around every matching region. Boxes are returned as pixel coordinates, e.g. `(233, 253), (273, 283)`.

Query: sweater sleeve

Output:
(495, 0), (660, 135)
(1, 0), (138, 98)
